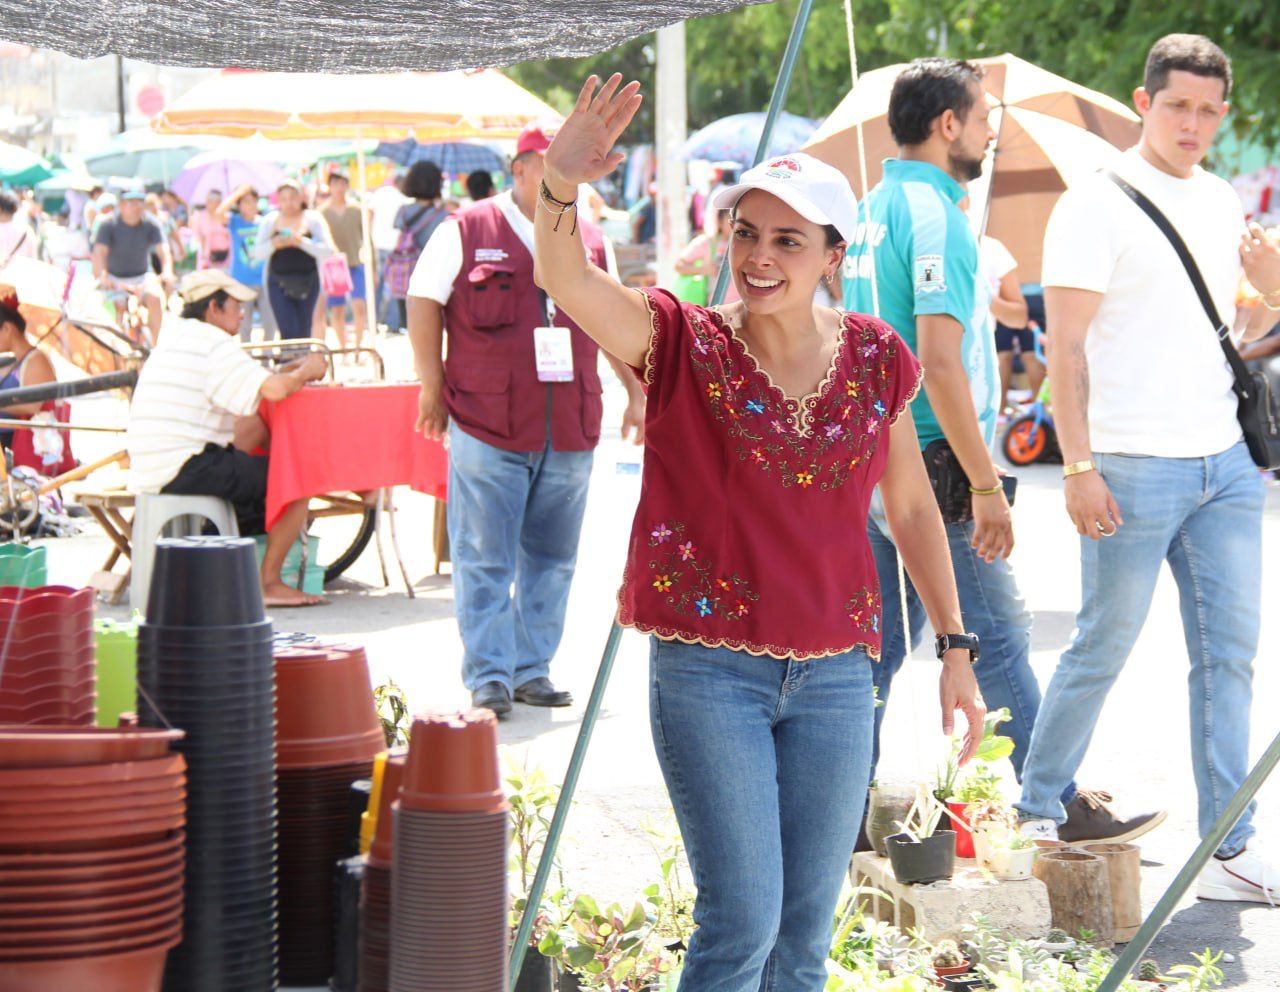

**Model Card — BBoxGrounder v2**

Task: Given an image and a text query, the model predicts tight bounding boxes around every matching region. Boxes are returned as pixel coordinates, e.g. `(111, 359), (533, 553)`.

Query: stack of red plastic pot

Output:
(0, 726), (187, 992)
(275, 643), (386, 986)
(359, 749), (407, 992)
(0, 586), (95, 725)
(389, 710), (509, 992)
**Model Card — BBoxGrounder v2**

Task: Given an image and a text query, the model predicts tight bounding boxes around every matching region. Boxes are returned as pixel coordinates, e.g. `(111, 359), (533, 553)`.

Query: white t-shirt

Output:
(979, 236), (1017, 300)
(127, 317), (271, 492)
(0, 220), (36, 262)
(1041, 147), (1246, 457)
(370, 184), (410, 254)
(407, 190), (618, 305)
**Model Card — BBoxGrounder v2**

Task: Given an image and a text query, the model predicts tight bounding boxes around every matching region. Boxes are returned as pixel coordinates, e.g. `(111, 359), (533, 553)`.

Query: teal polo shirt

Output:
(842, 158), (998, 450)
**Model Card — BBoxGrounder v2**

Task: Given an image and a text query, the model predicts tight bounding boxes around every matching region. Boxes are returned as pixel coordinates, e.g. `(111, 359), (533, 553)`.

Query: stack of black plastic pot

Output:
(136, 537), (278, 992)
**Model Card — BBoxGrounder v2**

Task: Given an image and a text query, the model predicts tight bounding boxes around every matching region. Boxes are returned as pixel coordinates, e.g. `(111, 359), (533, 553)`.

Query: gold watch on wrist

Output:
(1062, 459), (1095, 478)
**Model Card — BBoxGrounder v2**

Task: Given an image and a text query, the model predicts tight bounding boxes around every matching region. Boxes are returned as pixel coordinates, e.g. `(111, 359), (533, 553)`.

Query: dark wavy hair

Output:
(402, 160), (443, 201)
(0, 298), (26, 334)
(887, 58), (985, 147)
(1145, 34), (1232, 100)
(180, 290), (232, 322)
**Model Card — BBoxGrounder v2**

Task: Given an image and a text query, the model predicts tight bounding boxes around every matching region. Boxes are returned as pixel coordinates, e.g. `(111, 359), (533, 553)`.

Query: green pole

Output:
(710, 0), (817, 307)
(1095, 728), (1280, 992)
(508, 3), (817, 985)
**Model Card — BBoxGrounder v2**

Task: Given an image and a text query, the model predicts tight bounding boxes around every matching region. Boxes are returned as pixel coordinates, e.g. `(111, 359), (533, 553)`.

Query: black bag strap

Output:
(1105, 170), (1254, 391)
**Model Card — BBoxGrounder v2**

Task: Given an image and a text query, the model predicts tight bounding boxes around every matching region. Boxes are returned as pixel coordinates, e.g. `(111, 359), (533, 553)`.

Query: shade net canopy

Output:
(0, 0), (769, 72)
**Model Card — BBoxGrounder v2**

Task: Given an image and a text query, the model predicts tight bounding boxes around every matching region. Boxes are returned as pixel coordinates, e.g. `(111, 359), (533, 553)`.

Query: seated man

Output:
(92, 190), (174, 343)
(126, 269), (328, 607)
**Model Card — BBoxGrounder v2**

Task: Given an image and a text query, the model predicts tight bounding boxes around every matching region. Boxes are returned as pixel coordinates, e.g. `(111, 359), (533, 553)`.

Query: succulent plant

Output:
(1139, 958), (1162, 982)
(931, 939), (966, 969)
(1047, 928), (1071, 944)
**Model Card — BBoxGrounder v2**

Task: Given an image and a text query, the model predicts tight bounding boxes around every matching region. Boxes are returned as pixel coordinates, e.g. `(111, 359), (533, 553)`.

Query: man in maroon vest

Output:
(407, 122), (645, 717)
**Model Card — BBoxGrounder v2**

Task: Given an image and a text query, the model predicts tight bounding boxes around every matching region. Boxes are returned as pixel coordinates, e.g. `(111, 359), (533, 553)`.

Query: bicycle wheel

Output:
(306, 493), (378, 585)
(0, 474), (42, 538)
(1003, 416), (1047, 466)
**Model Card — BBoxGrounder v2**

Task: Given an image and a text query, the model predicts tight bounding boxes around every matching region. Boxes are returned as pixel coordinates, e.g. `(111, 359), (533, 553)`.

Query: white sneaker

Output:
(1197, 840), (1278, 906)
(1019, 818), (1059, 841)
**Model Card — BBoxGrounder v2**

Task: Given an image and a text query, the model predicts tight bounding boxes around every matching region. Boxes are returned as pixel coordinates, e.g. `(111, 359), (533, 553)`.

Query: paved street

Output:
(53, 337), (1280, 988)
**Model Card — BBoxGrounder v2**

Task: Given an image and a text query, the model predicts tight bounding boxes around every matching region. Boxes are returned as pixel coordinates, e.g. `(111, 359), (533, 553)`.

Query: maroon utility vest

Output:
(442, 197), (609, 453)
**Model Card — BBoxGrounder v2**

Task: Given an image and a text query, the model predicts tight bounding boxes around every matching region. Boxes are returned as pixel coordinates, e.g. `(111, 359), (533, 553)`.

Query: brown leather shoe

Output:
(1059, 789), (1167, 845)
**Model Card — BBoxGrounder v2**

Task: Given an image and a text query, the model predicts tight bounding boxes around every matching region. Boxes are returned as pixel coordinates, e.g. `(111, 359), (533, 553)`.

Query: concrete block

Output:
(851, 852), (1052, 942)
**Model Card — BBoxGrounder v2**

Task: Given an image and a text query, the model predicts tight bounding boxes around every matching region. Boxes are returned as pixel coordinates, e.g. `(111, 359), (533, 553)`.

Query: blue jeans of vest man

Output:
(447, 422), (594, 692)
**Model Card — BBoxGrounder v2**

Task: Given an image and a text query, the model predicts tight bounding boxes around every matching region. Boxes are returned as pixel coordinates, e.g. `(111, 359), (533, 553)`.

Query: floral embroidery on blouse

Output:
(687, 308), (902, 493)
(645, 520), (760, 623)
(845, 587), (883, 636)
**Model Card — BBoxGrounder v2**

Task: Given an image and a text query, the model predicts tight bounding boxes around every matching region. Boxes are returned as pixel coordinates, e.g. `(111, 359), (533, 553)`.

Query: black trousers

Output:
(161, 443), (269, 536)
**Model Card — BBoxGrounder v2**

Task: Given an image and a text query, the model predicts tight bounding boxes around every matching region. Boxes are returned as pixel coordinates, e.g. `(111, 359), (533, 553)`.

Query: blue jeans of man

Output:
(1016, 443), (1263, 856)
(447, 423), (594, 692)
(868, 491), (1076, 804)
(649, 637), (874, 991)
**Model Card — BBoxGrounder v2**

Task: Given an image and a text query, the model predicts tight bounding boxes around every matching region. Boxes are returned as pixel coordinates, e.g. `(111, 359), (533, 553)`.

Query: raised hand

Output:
(544, 74), (643, 192)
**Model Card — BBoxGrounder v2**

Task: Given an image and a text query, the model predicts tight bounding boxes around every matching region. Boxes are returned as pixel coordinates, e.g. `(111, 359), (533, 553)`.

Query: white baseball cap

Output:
(710, 152), (858, 243)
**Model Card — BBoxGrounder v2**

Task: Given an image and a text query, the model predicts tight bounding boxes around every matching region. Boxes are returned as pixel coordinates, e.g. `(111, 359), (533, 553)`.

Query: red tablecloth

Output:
(261, 383), (448, 531)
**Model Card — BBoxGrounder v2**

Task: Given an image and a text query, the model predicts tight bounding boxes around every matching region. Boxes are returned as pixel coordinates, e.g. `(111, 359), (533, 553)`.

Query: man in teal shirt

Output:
(844, 58), (1157, 845)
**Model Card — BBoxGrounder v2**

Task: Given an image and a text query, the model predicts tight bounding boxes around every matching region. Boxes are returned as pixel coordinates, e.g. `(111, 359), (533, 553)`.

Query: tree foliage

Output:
(507, 0), (1279, 156)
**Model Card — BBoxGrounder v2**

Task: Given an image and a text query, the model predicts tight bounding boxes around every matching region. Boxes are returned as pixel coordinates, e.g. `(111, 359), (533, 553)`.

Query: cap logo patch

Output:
(764, 157), (801, 180)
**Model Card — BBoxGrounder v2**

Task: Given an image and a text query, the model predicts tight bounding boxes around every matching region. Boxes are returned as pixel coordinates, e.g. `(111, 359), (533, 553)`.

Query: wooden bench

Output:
(70, 487), (135, 603)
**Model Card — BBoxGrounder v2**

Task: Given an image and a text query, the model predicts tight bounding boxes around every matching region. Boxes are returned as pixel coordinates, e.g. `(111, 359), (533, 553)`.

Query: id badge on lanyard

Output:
(534, 294), (574, 383)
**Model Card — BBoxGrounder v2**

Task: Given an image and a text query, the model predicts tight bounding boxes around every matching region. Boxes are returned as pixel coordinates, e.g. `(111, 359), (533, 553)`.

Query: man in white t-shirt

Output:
(978, 234), (1043, 417)
(127, 270), (328, 608)
(1016, 34), (1280, 904)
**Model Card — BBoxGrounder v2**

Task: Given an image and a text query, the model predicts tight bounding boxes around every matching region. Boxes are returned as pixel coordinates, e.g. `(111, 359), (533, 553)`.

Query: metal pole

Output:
(355, 130), (379, 346)
(1095, 729), (1280, 992)
(655, 22), (689, 288)
(0, 370), (137, 407)
(709, 0), (816, 307)
(509, 3), (818, 985)
(115, 56), (127, 133)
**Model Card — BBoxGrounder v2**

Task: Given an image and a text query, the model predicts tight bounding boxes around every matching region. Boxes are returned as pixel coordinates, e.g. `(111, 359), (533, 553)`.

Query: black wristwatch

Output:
(935, 632), (980, 663)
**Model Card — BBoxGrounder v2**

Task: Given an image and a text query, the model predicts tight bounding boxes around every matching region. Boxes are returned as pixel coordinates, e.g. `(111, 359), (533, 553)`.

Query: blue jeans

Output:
(1017, 443), (1263, 856)
(867, 491), (1075, 803)
(447, 423), (593, 692)
(649, 637), (874, 991)
(267, 272), (319, 340)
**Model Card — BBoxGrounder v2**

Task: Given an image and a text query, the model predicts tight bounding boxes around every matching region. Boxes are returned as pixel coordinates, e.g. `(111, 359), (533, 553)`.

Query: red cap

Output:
(515, 120), (559, 158)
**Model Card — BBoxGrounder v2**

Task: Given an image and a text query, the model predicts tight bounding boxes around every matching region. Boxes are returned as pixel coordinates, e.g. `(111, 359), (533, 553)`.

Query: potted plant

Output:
(1038, 927), (1074, 956)
(930, 939), (971, 984)
(868, 781), (919, 857)
(1138, 958), (1164, 985)
(975, 823), (1038, 881)
(933, 709), (1014, 859)
(939, 975), (991, 992)
(885, 787), (957, 885)
(508, 757), (565, 992)
(538, 896), (672, 991)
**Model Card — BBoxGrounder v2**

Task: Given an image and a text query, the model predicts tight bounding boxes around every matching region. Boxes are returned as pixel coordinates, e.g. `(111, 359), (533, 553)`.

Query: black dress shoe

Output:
(471, 681), (512, 717)
(513, 677), (573, 707)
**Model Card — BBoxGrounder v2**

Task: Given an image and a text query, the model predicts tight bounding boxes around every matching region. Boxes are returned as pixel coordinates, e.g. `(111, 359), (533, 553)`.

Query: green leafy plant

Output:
(372, 679), (411, 748)
(896, 786), (947, 842)
(640, 820), (696, 955)
(506, 755), (561, 894)
(953, 764), (1005, 804)
(537, 897), (672, 991)
(935, 708), (1014, 803)
(1166, 949), (1224, 992)
(1138, 959), (1162, 982)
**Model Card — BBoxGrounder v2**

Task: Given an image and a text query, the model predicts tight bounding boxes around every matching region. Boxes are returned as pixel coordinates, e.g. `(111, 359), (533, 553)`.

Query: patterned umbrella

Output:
(374, 140), (507, 175)
(680, 111), (820, 168)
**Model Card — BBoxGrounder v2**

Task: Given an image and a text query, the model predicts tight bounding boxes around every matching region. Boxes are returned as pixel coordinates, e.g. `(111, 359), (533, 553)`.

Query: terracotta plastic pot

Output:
(274, 645), (384, 768)
(0, 898), (183, 946)
(367, 750), (407, 868)
(0, 797), (185, 830)
(2, 776), (185, 810)
(0, 752), (185, 789)
(0, 727), (184, 768)
(0, 932), (178, 991)
(0, 810), (184, 852)
(0, 918), (182, 963)
(0, 863), (182, 906)
(0, 851), (182, 890)
(0, 656), (96, 684)
(397, 710), (505, 813)
(0, 832), (183, 871)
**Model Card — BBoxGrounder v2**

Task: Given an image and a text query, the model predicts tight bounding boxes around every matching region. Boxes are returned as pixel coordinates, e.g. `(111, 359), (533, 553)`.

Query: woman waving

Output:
(534, 75), (984, 989)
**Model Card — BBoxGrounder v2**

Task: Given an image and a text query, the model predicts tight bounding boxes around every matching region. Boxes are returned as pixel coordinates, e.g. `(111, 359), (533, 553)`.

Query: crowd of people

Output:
(397, 31), (1277, 991)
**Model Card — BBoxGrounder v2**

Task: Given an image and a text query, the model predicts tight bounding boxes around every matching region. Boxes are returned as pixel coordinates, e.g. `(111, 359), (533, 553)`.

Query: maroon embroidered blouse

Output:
(616, 288), (923, 661)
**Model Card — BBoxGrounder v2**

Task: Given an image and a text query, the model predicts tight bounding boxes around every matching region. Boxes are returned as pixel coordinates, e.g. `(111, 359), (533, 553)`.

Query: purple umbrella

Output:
(171, 151), (287, 204)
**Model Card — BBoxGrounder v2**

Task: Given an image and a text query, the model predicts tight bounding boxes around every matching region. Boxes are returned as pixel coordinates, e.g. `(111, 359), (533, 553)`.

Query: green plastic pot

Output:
(94, 620), (137, 729)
